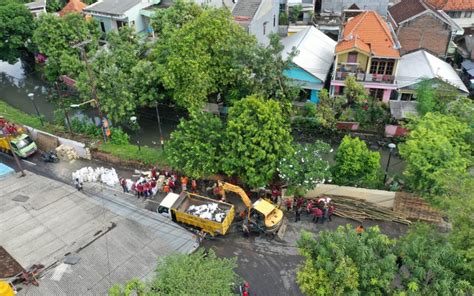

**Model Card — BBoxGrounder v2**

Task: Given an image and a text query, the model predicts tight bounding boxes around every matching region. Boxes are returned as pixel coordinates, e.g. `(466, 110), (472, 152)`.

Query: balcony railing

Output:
(335, 71), (395, 84)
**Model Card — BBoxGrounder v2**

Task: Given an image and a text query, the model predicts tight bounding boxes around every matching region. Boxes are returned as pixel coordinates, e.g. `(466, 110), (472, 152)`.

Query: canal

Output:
(0, 59), (180, 147)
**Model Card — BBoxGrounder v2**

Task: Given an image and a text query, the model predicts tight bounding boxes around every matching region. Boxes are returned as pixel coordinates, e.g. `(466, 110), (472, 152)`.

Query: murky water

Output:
(0, 59), (179, 146)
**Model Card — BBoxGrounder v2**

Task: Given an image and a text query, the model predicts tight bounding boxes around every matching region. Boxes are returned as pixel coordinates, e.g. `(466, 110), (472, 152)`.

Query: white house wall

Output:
(249, 0), (279, 45)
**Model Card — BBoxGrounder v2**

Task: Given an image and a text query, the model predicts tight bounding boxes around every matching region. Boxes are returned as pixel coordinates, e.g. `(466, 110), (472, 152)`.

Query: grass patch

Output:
(98, 143), (168, 166)
(1, 99), (167, 166)
(0, 100), (64, 134)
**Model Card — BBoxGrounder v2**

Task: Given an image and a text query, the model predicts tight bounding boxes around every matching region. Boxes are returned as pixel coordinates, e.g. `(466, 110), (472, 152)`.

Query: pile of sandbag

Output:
(186, 203), (228, 222)
(72, 167), (119, 187)
(56, 145), (79, 161)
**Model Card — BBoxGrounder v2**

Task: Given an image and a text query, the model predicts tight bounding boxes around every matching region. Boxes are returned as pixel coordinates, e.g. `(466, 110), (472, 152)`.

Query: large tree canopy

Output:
(32, 13), (100, 81)
(152, 8), (255, 112)
(0, 0), (35, 63)
(167, 112), (225, 178)
(278, 141), (332, 196)
(223, 95), (293, 187)
(399, 112), (471, 196)
(331, 136), (381, 188)
(297, 225), (397, 295)
(109, 249), (239, 295)
(76, 27), (143, 122)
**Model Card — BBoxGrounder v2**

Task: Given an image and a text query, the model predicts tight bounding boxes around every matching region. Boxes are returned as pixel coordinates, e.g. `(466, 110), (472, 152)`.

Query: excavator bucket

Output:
(275, 217), (288, 241)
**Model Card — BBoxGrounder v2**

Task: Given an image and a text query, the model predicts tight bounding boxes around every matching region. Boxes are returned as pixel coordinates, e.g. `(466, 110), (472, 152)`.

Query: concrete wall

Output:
(397, 12), (450, 58)
(249, 0), (279, 45)
(321, 0), (389, 17)
(26, 126), (91, 159)
(94, 15), (118, 33)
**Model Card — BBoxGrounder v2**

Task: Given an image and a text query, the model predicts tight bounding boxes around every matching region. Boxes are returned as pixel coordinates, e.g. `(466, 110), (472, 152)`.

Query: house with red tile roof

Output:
(388, 0), (463, 58)
(59, 0), (88, 17)
(330, 11), (401, 102)
(425, 0), (474, 29)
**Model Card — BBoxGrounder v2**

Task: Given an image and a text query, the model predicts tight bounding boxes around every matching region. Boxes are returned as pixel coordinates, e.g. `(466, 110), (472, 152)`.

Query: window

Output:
(448, 11), (462, 18)
(273, 15), (276, 27)
(369, 60), (395, 75)
(347, 52), (358, 63)
(465, 11), (472, 18)
(116, 20), (127, 29)
(263, 21), (268, 35)
(100, 21), (106, 33)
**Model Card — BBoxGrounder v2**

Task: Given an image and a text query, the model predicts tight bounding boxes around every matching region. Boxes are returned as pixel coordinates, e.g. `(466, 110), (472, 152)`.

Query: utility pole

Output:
(55, 82), (72, 134)
(72, 40), (108, 143)
(155, 101), (164, 150)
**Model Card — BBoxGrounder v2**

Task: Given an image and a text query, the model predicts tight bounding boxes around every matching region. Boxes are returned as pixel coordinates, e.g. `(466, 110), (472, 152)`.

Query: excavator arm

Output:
(218, 181), (253, 209)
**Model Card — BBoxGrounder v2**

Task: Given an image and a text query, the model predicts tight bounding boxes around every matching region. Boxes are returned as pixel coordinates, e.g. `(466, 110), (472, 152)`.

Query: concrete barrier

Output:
(25, 126), (91, 159)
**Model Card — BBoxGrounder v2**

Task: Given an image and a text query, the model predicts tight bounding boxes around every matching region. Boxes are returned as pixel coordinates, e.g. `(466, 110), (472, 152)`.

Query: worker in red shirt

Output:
(168, 178), (175, 193)
(136, 183), (144, 199)
(296, 197), (304, 209)
(285, 198), (293, 212)
(151, 167), (157, 179)
(306, 200), (313, 215)
(144, 182), (151, 198)
(311, 207), (323, 223)
(151, 178), (157, 189)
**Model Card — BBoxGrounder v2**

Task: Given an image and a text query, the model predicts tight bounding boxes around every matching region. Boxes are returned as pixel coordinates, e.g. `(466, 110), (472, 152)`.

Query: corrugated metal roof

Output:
(83, 0), (142, 16)
(0, 172), (196, 295)
(232, 0), (262, 20)
(397, 50), (468, 92)
(281, 26), (336, 82)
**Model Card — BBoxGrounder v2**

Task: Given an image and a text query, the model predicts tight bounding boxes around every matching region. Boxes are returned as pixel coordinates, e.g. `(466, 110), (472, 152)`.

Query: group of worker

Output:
(285, 196), (335, 224)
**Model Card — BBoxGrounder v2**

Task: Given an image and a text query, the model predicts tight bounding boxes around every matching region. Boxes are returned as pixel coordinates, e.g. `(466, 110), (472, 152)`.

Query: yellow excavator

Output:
(218, 181), (285, 234)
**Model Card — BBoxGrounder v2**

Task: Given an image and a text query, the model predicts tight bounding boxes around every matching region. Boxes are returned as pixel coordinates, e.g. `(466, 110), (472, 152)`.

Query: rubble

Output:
(72, 167), (119, 187)
(186, 203), (228, 222)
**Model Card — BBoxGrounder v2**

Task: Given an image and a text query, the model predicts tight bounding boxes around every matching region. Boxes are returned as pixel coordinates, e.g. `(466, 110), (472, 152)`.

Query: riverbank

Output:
(0, 100), (167, 166)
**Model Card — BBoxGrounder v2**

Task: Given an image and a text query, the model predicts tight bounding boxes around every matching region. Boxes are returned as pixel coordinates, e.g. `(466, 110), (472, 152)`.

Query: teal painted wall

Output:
(284, 66), (321, 84)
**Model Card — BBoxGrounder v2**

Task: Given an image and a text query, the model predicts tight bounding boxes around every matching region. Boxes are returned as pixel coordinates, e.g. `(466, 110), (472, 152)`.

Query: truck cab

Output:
(157, 193), (181, 218)
(10, 134), (37, 158)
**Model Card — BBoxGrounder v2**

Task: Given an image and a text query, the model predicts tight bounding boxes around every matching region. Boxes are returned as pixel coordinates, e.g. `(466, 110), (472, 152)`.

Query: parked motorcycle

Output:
(41, 150), (59, 163)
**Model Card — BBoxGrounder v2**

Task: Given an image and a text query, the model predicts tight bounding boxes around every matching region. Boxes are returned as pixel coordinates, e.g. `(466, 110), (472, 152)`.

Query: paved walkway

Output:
(0, 171), (196, 295)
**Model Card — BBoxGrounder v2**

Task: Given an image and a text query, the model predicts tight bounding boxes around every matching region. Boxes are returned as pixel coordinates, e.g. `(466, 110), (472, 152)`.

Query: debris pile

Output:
(186, 203), (228, 222)
(72, 167), (119, 187)
(308, 195), (411, 224)
(55, 145), (79, 161)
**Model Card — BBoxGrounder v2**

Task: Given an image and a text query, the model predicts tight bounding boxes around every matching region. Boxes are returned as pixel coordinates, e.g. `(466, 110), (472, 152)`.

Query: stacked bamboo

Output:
(307, 195), (412, 225)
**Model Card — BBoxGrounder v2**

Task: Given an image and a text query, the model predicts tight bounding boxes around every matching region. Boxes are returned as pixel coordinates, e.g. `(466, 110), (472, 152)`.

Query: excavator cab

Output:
(253, 199), (284, 232)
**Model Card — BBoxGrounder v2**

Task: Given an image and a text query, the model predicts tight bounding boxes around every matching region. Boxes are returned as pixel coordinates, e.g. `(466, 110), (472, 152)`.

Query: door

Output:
(100, 21), (106, 33)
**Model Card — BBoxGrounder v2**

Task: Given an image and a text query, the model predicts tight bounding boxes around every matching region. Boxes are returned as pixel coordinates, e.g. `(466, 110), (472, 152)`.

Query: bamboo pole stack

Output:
(307, 195), (412, 225)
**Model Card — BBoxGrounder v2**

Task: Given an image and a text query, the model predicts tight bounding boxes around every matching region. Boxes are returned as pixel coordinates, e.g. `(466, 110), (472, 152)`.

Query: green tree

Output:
(394, 224), (472, 295)
(151, 0), (203, 37)
(278, 141), (332, 196)
(0, 0), (35, 63)
(289, 4), (302, 23)
(297, 225), (397, 295)
(76, 27), (142, 123)
(32, 13), (100, 81)
(167, 112), (225, 178)
(343, 76), (367, 106)
(415, 79), (462, 116)
(150, 249), (238, 295)
(315, 89), (337, 129)
(109, 249), (239, 296)
(399, 113), (470, 195)
(223, 95), (293, 187)
(331, 136), (382, 188)
(152, 8), (255, 113)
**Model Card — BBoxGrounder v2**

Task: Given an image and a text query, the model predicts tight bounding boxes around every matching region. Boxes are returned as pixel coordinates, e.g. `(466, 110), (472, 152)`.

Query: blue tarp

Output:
(0, 163), (14, 179)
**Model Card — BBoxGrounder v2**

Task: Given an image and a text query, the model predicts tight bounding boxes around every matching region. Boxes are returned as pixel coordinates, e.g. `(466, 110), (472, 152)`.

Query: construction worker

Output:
(306, 200), (313, 215)
(136, 182), (144, 198)
(181, 176), (188, 191)
(295, 206), (302, 222)
(355, 225), (365, 235)
(163, 182), (170, 193)
(328, 204), (335, 222)
(74, 178), (83, 192)
(285, 198), (293, 212)
(119, 178), (128, 193)
(151, 166), (157, 179)
(191, 179), (197, 192)
(311, 207), (323, 223)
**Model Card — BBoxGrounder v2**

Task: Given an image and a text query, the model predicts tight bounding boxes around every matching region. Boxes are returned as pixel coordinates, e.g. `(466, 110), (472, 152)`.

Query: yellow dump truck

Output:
(158, 191), (235, 236)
